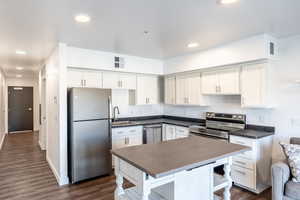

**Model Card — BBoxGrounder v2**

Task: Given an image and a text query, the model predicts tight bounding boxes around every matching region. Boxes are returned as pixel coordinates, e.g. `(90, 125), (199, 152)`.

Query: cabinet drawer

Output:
(112, 126), (143, 138)
(233, 156), (255, 170)
(230, 136), (255, 148)
(119, 159), (142, 185)
(232, 165), (255, 190)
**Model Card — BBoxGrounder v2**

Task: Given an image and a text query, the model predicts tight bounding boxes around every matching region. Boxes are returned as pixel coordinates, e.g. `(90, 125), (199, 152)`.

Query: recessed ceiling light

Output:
(15, 50), (27, 55)
(218, 0), (239, 5)
(16, 74), (23, 78)
(16, 67), (24, 70)
(75, 14), (91, 23)
(188, 43), (199, 48)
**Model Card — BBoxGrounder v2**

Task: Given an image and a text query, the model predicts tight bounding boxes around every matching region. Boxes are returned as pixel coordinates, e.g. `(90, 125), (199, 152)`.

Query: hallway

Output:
(0, 132), (271, 200)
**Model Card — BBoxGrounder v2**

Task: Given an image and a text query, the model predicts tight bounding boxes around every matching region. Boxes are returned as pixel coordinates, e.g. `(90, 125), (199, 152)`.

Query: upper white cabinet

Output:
(202, 68), (240, 95)
(240, 62), (273, 108)
(176, 73), (205, 106)
(103, 72), (136, 90)
(67, 69), (102, 88)
(130, 75), (159, 105)
(164, 76), (176, 105)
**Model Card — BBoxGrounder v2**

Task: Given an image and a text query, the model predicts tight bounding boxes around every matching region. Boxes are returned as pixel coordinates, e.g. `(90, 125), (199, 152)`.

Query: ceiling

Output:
(1, 0), (300, 78)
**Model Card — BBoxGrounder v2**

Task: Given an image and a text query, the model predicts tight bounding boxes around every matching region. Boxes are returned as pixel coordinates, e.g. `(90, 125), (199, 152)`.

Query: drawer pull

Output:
(234, 169), (246, 175)
(117, 131), (123, 134)
(235, 141), (246, 145)
(129, 130), (136, 133)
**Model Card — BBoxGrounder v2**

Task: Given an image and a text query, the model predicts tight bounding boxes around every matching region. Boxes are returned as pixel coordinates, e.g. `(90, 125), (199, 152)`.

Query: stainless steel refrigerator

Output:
(68, 88), (112, 184)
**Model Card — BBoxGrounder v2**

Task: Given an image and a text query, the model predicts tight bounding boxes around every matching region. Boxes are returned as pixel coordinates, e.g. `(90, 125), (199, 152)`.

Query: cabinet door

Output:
(201, 72), (218, 94)
(176, 76), (187, 105)
(119, 73), (136, 90)
(103, 72), (120, 89)
(241, 64), (264, 107)
(218, 68), (240, 94)
(127, 134), (143, 146)
(136, 75), (148, 104)
(163, 125), (176, 141)
(136, 75), (158, 105)
(165, 76), (176, 104)
(83, 71), (102, 88)
(67, 70), (83, 88)
(186, 75), (202, 105)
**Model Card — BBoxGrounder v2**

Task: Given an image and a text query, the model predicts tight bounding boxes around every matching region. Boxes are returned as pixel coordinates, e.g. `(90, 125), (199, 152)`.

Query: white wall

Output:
(0, 69), (6, 149)
(44, 43), (68, 186)
(164, 34), (300, 162)
(66, 46), (164, 75)
(164, 34), (278, 74)
(5, 77), (40, 132)
(111, 90), (163, 118)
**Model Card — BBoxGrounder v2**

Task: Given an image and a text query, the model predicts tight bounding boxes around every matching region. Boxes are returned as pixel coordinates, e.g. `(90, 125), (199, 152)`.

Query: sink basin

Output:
(112, 121), (137, 126)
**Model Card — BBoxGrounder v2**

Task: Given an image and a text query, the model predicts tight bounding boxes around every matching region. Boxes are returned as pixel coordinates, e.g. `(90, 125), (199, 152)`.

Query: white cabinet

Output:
(176, 73), (205, 106)
(112, 126), (143, 166)
(103, 72), (136, 90)
(163, 124), (189, 141)
(230, 135), (273, 194)
(202, 68), (240, 95)
(240, 62), (273, 108)
(164, 76), (176, 105)
(130, 75), (159, 105)
(67, 69), (102, 88)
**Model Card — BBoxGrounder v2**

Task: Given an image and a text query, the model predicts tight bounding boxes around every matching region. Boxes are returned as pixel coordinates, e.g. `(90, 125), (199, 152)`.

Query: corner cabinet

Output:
(67, 69), (102, 88)
(240, 62), (274, 108)
(164, 76), (176, 105)
(201, 67), (240, 95)
(103, 72), (136, 90)
(176, 73), (206, 106)
(130, 75), (159, 105)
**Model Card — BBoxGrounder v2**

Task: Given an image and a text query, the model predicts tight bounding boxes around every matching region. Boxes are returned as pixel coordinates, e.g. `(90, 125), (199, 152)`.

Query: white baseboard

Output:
(0, 133), (6, 150)
(38, 140), (46, 151)
(46, 155), (69, 186)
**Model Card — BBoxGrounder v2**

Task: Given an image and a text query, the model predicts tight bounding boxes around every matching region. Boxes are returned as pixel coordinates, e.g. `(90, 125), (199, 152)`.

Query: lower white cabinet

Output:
(230, 135), (273, 194)
(112, 126), (143, 166)
(162, 124), (189, 141)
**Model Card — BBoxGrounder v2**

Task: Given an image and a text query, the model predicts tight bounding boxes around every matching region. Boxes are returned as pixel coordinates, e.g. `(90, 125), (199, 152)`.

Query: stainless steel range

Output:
(189, 112), (246, 141)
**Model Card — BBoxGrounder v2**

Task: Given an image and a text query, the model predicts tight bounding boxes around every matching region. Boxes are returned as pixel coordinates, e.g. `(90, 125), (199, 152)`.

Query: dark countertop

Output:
(112, 115), (205, 128)
(230, 129), (275, 139)
(111, 115), (275, 139)
(112, 136), (249, 178)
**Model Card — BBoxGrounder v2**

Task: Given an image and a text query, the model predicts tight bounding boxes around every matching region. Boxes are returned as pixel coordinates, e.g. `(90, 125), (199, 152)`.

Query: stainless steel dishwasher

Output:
(143, 124), (162, 144)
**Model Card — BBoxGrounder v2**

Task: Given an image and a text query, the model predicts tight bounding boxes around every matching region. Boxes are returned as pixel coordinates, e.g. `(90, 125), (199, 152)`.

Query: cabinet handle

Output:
(215, 86), (218, 93)
(81, 80), (83, 87)
(117, 131), (123, 134)
(125, 137), (129, 145)
(218, 86), (221, 93)
(235, 141), (246, 145)
(129, 130), (136, 133)
(241, 97), (245, 105)
(84, 80), (86, 87)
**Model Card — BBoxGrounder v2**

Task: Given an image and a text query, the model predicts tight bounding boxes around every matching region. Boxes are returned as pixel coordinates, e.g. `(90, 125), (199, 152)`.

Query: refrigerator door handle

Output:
(108, 95), (112, 120)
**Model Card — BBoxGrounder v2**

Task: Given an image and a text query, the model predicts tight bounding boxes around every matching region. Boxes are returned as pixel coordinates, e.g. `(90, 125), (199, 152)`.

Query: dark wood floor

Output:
(0, 132), (272, 200)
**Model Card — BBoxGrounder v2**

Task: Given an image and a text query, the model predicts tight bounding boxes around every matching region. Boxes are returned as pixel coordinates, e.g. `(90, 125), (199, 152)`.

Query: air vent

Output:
(114, 56), (125, 68)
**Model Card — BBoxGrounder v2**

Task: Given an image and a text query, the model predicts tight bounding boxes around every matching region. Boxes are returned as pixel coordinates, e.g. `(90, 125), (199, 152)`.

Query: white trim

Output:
(0, 133), (6, 150)
(38, 139), (46, 151)
(46, 155), (69, 186)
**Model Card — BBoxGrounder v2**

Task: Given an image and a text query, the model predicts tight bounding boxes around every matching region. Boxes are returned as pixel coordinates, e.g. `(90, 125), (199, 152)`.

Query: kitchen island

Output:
(112, 136), (249, 200)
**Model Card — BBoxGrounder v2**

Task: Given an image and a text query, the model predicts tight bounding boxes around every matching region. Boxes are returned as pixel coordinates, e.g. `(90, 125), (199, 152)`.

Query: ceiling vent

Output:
(114, 56), (125, 68)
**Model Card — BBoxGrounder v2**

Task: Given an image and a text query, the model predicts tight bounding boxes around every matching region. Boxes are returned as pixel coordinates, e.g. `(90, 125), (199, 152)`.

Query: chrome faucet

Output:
(113, 106), (120, 121)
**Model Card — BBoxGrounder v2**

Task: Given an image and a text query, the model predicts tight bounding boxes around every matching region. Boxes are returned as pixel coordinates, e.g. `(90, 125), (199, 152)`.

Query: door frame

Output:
(7, 86), (34, 133)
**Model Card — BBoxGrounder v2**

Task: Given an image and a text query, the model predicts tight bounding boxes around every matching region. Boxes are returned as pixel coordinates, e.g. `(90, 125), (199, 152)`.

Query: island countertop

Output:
(111, 136), (250, 178)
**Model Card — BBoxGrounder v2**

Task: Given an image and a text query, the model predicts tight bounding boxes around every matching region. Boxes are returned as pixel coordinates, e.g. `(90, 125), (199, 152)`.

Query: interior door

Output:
(8, 86), (33, 132)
